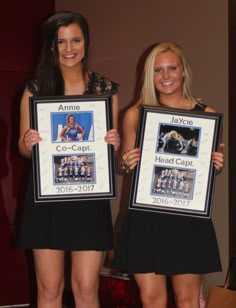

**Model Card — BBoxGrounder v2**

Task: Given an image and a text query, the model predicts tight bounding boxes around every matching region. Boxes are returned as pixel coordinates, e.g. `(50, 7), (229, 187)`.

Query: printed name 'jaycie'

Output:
(170, 116), (193, 125)
(155, 156), (194, 167)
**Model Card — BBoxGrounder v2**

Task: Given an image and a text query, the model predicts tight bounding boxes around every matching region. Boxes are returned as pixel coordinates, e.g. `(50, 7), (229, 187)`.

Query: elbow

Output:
(18, 139), (31, 159)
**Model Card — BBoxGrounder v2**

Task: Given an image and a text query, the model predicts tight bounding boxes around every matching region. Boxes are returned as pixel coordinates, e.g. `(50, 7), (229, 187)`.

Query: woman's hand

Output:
(104, 129), (120, 151)
(121, 148), (140, 173)
(23, 129), (42, 152)
(212, 143), (224, 172)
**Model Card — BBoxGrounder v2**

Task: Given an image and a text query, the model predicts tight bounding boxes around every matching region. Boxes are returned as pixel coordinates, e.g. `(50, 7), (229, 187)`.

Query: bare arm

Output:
(205, 106), (224, 172)
(18, 88), (42, 158)
(59, 126), (68, 141)
(104, 94), (120, 151)
(120, 105), (140, 172)
(75, 124), (85, 139)
(112, 94), (119, 130)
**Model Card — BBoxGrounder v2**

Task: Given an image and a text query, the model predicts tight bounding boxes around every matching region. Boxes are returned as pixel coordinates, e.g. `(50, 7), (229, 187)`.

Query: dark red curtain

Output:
(229, 0), (236, 258)
(0, 2), (55, 305)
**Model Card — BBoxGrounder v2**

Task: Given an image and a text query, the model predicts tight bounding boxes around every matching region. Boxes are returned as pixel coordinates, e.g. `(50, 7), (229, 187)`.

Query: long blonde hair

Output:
(140, 42), (195, 106)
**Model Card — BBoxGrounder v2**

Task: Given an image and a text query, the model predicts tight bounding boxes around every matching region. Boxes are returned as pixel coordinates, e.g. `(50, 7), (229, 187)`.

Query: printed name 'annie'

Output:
(58, 104), (80, 111)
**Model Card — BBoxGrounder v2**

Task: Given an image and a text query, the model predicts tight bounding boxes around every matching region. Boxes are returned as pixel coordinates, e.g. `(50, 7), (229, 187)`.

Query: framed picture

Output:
(129, 105), (223, 218)
(30, 95), (116, 203)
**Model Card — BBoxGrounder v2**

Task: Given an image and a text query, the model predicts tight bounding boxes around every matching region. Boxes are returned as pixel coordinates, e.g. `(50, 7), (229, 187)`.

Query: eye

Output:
(154, 67), (162, 73)
(57, 39), (64, 45)
(73, 38), (81, 43)
(169, 66), (177, 71)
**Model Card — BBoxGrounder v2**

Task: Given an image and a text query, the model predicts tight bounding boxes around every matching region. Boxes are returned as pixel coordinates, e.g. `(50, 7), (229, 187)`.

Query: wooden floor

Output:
(0, 306), (69, 308)
(0, 306), (30, 308)
(0, 303), (71, 308)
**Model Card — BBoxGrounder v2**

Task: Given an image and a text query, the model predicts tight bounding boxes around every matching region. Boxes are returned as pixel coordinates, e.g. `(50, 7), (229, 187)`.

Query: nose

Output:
(162, 69), (170, 79)
(65, 41), (72, 52)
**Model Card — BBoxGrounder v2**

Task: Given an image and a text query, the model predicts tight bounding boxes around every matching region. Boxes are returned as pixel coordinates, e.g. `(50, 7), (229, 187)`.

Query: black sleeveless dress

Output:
(18, 72), (119, 251)
(114, 103), (222, 275)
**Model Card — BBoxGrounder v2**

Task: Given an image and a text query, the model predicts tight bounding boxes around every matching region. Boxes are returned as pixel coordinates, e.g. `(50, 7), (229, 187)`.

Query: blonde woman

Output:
(114, 42), (224, 308)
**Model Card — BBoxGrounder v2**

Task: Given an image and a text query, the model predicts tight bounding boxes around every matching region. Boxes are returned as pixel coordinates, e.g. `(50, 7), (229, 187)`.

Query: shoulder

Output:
(124, 103), (140, 127)
(125, 103), (140, 119)
(87, 71), (119, 95)
(194, 100), (217, 113)
(193, 100), (208, 111)
(205, 106), (217, 113)
(26, 80), (39, 96)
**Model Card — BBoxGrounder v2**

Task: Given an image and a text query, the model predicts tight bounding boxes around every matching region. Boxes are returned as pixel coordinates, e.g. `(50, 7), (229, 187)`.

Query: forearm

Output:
(80, 128), (85, 138)
(18, 137), (32, 159)
(59, 132), (67, 141)
(60, 136), (67, 141)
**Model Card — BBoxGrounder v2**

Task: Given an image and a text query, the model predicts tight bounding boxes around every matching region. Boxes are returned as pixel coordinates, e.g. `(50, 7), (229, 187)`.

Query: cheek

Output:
(153, 76), (162, 90)
(80, 44), (85, 55)
(80, 46), (85, 57)
(153, 75), (160, 85)
(175, 71), (184, 82)
(57, 48), (63, 58)
(177, 75), (184, 86)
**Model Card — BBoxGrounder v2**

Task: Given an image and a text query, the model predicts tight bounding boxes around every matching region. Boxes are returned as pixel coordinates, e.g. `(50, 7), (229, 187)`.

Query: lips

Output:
(63, 54), (76, 58)
(161, 81), (173, 86)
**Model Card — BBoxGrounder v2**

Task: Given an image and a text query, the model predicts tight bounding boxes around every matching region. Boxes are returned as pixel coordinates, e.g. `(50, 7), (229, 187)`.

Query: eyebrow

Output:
(57, 36), (82, 40)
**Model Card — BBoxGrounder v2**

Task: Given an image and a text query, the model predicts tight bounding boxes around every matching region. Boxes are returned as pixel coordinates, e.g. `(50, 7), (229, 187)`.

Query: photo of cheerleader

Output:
(59, 114), (85, 141)
(53, 154), (95, 184)
(156, 124), (200, 156)
(151, 166), (195, 199)
(51, 111), (94, 142)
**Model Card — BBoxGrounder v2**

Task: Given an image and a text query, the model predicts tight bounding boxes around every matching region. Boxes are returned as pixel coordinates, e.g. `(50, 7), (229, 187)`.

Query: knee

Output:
(174, 290), (199, 307)
(71, 279), (98, 300)
(38, 280), (64, 302)
(140, 289), (167, 306)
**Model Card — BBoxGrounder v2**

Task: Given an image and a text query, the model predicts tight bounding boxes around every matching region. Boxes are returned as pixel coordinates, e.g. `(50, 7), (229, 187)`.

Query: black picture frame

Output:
(30, 95), (116, 203)
(129, 105), (223, 218)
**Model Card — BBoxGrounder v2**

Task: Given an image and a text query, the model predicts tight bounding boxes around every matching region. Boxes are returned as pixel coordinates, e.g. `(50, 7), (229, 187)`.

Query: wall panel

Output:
(55, 0), (229, 292)
(0, 2), (55, 305)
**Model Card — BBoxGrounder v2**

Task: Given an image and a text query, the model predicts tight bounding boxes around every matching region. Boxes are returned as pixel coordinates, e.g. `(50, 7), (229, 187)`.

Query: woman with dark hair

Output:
(18, 11), (120, 308)
(114, 42), (224, 308)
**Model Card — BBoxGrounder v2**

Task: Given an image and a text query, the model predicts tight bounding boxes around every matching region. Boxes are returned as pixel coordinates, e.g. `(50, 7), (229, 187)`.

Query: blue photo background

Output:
(51, 112), (94, 142)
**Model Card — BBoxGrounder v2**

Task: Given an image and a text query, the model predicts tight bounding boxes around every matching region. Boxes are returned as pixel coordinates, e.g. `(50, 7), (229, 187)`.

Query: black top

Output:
(27, 71), (119, 96)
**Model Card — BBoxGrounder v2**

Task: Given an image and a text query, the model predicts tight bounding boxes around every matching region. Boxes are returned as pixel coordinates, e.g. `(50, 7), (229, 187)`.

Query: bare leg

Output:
(33, 249), (64, 308)
(172, 274), (203, 308)
(71, 250), (104, 308)
(134, 273), (167, 308)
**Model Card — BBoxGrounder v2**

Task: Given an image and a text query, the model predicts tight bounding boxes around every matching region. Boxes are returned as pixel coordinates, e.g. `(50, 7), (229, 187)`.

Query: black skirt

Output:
(114, 209), (222, 275)
(18, 174), (113, 251)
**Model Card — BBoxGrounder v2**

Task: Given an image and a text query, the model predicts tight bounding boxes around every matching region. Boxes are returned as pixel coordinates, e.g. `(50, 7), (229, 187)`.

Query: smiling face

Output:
(67, 115), (75, 125)
(153, 51), (184, 98)
(56, 23), (85, 69)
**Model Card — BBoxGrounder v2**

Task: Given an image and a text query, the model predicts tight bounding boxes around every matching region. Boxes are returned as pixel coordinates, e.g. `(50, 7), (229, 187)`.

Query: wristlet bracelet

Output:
(121, 159), (131, 174)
